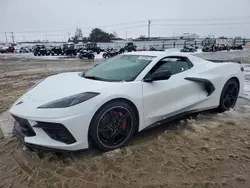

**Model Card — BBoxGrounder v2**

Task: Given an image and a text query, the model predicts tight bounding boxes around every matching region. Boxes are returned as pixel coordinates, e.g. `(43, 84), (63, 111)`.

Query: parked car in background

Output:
(0, 47), (7, 53)
(82, 42), (103, 54)
(16, 47), (31, 53)
(79, 50), (95, 59)
(33, 45), (48, 56)
(62, 43), (77, 56)
(231, 44), (243, 50)
(180, 45), (197, 52)
(5, 46), (15, 53)
(51, 46), (63, 55)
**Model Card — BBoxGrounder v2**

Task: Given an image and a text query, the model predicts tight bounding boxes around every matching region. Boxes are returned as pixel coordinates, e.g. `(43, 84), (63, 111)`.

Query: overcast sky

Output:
(0, 0), (250, 42)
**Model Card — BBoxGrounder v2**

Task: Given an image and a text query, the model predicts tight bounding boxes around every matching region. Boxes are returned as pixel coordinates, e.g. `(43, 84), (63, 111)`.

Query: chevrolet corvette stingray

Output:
(10, 51), (244, 151)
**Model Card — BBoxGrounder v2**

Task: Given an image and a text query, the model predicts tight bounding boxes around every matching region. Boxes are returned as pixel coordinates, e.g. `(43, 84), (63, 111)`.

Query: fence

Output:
(96, 38), (250, 50)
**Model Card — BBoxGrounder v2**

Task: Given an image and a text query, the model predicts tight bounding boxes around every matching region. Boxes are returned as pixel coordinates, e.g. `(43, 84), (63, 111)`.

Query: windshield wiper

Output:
(84, 75), (104, 81)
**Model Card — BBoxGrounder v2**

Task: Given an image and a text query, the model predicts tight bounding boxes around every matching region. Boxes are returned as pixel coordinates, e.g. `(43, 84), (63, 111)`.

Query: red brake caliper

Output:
(119, 112), (127, 129)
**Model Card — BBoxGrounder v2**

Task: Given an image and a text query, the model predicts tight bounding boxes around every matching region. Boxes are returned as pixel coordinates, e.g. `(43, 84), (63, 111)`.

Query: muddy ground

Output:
(1, 51), (250, 188)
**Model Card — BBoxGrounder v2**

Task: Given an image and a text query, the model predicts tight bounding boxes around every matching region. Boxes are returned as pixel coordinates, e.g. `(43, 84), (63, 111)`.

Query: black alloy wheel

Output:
(89, 101), (136, 151)
(217, 79), (239, 112)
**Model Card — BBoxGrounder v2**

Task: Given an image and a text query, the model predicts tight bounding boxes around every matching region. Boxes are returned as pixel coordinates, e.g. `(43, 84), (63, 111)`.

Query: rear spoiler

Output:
(205, 59), (241, 64)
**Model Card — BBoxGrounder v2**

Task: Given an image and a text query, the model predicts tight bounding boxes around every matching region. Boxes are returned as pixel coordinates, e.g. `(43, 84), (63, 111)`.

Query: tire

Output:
(216, 79), (239, 113)
(90, 54), (95, 59)
(103, 54), (107, 58)
(79, 54), (83, 59)
(89, 100), (137, 151)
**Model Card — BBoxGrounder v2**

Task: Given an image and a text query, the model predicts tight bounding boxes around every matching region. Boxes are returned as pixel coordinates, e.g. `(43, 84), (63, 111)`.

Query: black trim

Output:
(13, 121), (25, 141)
(185, 77), (215, 96)
(141, 109), (200, 131)
(12, 115), (36, 137)
(34, 122), (77, 144)
(24, 143), (75, 153)
(143, 56), (194, 80)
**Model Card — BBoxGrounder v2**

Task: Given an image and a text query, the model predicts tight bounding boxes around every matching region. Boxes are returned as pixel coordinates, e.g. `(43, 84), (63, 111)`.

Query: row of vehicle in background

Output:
(33, 44), (76, 56)
(202, 44), (243, 52)
(0, 46), (15, 53)
(0, 45), (33, 53)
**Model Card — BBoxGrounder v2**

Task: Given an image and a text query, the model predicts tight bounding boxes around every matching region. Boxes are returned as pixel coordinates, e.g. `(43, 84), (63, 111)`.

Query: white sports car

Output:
(10, 51), (244, 151)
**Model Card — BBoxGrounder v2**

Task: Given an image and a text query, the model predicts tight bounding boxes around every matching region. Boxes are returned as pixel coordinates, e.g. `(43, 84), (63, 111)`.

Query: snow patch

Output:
(0, 111), (14, 137)
(242, 65), (250, 100)
(95, 52), (104, 59)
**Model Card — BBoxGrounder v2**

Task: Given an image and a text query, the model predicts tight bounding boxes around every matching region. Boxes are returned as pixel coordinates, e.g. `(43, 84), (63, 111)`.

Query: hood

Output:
(15, 72), (116, 107)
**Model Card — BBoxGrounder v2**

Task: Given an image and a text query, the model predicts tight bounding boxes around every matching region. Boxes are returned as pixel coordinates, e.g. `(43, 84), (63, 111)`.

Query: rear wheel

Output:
(89, 101), (137, 151)
(90, 54), (95, 59)
(79, 54), (84, 59)
(217, 79), (239, 112)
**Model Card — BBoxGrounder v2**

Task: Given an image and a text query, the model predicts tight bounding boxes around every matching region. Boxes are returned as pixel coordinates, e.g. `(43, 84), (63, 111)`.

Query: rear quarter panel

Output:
(194, 62), (244, 109)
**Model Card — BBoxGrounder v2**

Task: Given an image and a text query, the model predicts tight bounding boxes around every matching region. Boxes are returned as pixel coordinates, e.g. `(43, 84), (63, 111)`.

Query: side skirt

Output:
(141, 107), (216, 131)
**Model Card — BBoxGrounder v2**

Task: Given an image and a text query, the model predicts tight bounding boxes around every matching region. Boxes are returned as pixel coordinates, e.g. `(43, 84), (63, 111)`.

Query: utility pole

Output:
(68, 32), (70, 40)
(11, 32), (15, 44)
(45, 34), (48, 42)
(4, 32), (8, 44)
(126, 30), (127, 41)
(148, 20), (151, 39)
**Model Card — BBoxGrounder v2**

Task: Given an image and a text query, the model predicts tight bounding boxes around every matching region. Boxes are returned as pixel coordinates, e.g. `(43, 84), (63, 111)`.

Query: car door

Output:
(142, 56), (203, 128)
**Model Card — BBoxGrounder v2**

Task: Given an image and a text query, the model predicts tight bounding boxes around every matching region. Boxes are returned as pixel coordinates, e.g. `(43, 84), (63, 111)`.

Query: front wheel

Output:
(217, 79), (239, 112)
(89, 101), (137, 151)
(79, 54), (83, 59)
(90, 54), (95, 59)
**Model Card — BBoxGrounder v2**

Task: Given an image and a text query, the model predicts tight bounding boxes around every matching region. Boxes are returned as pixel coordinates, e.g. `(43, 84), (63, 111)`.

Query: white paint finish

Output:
(8, 52), (245, 150)
(142, 70), (203, 127)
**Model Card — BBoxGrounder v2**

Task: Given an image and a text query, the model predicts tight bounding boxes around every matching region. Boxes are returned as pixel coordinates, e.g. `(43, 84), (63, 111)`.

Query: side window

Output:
(148, 57), (192, 77)
(178, 60), (190, 72)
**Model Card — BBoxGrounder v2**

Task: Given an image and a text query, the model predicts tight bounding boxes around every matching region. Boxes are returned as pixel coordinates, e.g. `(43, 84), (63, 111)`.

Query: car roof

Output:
(123, 51), (212, 67)
(123, 51), (194, 58)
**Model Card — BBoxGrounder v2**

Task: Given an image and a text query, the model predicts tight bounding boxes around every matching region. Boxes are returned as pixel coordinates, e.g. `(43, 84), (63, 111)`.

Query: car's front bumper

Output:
(11, 112), (93, 151)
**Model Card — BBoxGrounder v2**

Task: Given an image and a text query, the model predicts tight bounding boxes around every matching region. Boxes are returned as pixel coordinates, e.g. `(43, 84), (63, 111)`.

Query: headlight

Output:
(38, 92), (100, 108)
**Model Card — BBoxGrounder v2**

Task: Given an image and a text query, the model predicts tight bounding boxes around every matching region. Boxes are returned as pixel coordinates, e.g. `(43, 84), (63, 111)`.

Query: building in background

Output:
(180, 33), (200, 40)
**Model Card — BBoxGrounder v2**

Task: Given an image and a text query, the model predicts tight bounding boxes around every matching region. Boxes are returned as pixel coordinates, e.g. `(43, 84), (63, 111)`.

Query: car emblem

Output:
(16, 100), (24, 105)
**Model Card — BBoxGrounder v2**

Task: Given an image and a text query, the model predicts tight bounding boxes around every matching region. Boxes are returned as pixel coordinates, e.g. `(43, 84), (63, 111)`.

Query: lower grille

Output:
(12, 115), (36, 137)
(35, 122), (76, 144)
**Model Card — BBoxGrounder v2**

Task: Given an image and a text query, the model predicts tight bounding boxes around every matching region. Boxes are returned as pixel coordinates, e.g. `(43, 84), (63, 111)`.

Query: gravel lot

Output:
(1, 50), (250, 188)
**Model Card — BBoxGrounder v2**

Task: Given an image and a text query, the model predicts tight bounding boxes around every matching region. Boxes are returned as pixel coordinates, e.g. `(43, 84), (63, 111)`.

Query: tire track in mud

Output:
(1, 106), (250, 188)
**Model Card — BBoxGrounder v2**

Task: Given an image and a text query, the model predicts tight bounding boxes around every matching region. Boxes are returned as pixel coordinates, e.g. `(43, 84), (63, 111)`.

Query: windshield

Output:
(84, 55), (155, 82)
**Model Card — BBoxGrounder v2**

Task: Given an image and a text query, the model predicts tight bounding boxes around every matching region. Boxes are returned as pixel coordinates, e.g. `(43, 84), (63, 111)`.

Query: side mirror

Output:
(144, 70), (172, 82)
